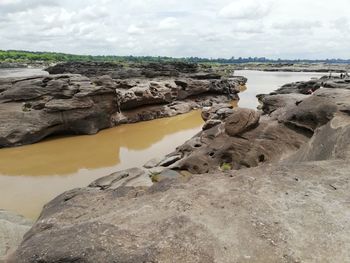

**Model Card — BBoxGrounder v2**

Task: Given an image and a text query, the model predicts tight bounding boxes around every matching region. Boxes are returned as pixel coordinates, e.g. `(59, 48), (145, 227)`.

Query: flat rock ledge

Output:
(8, 76), (350, 263)
(0, 62), (246, 148)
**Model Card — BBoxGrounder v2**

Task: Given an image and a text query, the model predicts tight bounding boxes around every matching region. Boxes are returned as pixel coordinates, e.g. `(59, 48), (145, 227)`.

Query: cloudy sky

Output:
(0, 0), (349, 59)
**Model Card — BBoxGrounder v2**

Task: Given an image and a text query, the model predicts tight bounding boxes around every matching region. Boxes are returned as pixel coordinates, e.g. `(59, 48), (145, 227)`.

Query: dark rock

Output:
(257, 93), (308, 115)
(273, 80), (321, 95)
(158, 155), (182, 167)
(202, 119), (222, 130)
(201, 103), (234, 121)
(46, 61), (199, 79)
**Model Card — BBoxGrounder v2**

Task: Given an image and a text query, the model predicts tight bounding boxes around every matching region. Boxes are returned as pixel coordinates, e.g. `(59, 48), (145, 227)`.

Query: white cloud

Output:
(219, 0), (272, 20)
(0, 0), (349, 59)
(127, 25), (145, 35)
(158, 17), (179, 30)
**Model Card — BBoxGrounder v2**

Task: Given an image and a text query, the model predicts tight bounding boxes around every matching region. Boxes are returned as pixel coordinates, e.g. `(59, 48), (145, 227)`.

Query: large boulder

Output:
(224, 108), (260, 136)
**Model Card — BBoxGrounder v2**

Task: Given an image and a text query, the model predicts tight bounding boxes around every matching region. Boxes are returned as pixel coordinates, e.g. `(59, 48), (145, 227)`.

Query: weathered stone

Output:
(143, 157), (162, 169)
(225, 108), (260, 136)
(158, 154), (182, 167)
(89, 168), (151, 190)
(201, 103), (233, 121)
(10, 160), (350, 263)
(0, 63), (246, 148)
(202, 119), (222, 130)
(0, 210), (32, 261)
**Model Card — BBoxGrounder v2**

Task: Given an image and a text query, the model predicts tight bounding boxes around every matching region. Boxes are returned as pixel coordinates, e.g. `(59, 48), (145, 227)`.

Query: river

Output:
(0, 69), (325, 219)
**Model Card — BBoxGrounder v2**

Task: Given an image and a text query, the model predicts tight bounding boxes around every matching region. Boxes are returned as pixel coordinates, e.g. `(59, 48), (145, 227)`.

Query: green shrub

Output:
(220, 162), (232, 171)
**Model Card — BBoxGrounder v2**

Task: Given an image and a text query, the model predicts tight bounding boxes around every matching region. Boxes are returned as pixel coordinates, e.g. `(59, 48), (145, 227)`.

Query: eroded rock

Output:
(0, 210), (32, 261)
(0, 64), (245, 148)
(224, 108), (260, 136)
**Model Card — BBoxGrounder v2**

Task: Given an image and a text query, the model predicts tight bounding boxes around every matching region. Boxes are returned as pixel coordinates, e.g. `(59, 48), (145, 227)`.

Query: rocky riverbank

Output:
(8, 75), (350, 262)
(0, 62), (246, 148)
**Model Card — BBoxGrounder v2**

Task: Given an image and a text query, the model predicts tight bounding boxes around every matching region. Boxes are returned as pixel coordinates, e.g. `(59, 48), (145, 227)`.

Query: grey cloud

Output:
(219, 0), (272, 20)
(332, 17), (350, 33)
(0, 0), (60, 14)
(273, 20), (322, 30)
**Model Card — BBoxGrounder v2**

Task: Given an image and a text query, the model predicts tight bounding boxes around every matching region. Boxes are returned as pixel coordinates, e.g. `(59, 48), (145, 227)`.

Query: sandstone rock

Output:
(0, 76), (117, 147)
(46, 61), (199, 78)
(0, 210), (32, 261)
(0, 63), (246, 148)
(225, 108), (260, 136)
(257, 93), (308, 115)
(143, 157), (163, 169)
(202, 119), (222, 130)
(158, 154), (182, 167)
(278, 89), (342, 132)
(89, 167), (151, 190)
(201, 103), (233, 121)
(149, 169), (191, 183)
(10, 159), (350, 263)
(273, 80), (321, 94)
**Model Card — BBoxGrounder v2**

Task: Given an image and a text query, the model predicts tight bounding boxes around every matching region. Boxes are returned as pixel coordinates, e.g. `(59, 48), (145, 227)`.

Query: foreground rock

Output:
(0, 62), (246, 148)
(10, 160), (350, 263)
(0, 210), (32, 261)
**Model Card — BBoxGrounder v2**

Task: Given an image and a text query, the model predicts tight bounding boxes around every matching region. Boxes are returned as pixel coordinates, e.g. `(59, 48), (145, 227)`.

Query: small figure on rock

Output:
(328, 71), (332, 79)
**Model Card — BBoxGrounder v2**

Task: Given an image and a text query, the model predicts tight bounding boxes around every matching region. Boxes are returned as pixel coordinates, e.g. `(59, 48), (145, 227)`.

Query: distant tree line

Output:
(1, 50), (350, 64)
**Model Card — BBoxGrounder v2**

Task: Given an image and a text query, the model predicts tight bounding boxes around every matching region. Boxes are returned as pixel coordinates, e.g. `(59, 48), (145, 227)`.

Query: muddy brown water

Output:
(0, 69), (326, 219)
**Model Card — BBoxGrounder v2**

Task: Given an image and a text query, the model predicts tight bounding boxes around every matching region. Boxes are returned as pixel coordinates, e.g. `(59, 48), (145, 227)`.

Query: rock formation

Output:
(0, 62), (246, 148)
(9, 76), (350, 262)
(0, 210), (32, 261)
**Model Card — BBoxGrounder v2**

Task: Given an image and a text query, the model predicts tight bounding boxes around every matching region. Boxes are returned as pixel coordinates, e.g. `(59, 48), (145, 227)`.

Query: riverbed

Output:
(0, 69), (325, 219)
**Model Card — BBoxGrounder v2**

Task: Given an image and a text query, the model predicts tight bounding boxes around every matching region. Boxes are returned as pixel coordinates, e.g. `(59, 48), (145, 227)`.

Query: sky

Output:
(0, 0), (349, 59)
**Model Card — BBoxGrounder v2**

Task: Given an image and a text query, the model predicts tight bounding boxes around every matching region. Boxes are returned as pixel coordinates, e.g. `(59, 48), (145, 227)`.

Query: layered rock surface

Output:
(0, 62), (245, 148)
(10, 76), (350, 262)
